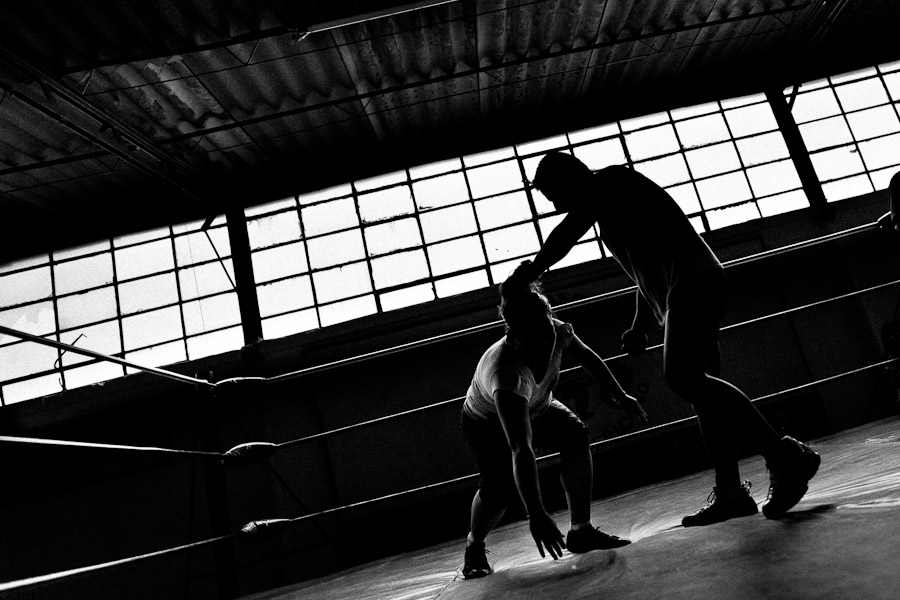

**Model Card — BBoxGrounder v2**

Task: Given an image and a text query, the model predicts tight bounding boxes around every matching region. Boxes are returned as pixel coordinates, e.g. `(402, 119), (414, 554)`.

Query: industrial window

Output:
(789, 61), (900, 201)
(4, 60), (896, 405)
(0, 218), (242, 405)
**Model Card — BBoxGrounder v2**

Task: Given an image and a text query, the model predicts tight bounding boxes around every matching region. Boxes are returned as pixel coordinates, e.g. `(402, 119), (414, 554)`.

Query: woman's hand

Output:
(528, 511), (565, 559)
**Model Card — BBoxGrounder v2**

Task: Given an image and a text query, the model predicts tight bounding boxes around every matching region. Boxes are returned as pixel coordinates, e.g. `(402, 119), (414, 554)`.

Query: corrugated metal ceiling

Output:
(1, 0), (898, 260)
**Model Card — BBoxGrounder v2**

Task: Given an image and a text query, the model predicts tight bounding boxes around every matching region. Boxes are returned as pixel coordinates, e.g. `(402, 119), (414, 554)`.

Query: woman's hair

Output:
(499, 279), (553, 333)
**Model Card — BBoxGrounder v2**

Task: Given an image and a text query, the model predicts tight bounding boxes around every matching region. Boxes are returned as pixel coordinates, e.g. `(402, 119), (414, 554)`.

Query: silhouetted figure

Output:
(460, 280), (646, 579)
(506, 152), (820, 528)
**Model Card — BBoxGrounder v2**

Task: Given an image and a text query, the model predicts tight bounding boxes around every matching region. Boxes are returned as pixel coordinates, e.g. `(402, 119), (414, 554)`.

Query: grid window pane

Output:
(549, 241), (603, 270)
(621, 113), (668, 131)
(115, 227), (168, 247)
(475, 191), (532, 230)
(64, 361), (124, 390)
(810, 146), (866, 181)
(319, 296), (377, 327)
(723, 103), (778, 137)
(798, 116), (853, 152)
(245, 197), (295, 218)
(0, 267), (52, 308)
(872, 166), (900, 190)
(517, 135), (567, 155)
(420, 204), (478, 243)
(122, 306), (184, 351)
(120, 273), (179, 315)
(307, 230), (366, 269)
(845, 105), (900, 141)
(178, 261), (235, 301)
(746, 160), (802, 198)
(380, 284), (435, 312)
(573, 139), (626, 170)
(791, 89), (841, 123)
(835, 78), (889, 111)
(125, 341), (186, 372)
(4, 374), (62, 404)
(356, 170), (406, 192)
(695, 172), (753, 210)
(262, 310), (319, 340)
(364, 218), (423, 256)
(182, 294), (240, 335)
(483, 224), (541, 263)
(187, 327), (244, 360)
(59, 321), (122, 367)
(884, 72), (900, 100)
(247, 211), (302, 250)
(568, 122), (619, 144)
(298, 185), (352, 206)
(435, 271), (490, 298)
(666, 183), (702, 215)
(634, 154), (691, 187)
(757, 190), (810, 217)
(822, 174), (874, 202)
(54, 254), (114, 295)
(258, 276), (315, 317)
(685, 142), (741, 178)
(412, 172), (469, 211)
(313, 262), (372, 304)
(53, 240), (110, 261)
(58, 287), (117, 330)
(676, 113), (731, 147)
(115, 239), (175, 281)
(251, 242), (308, 284)
(0, 341), (58, 381)
(0, 255), (48, 274)
(358, 186), (414, 222)
(858, 134), (900, 170)
(625, 124), (680, 161)
(467, 160), (524, 199)
(427, 236), (485, 276)
(463, 147), (515, 167)
(735, 132), (790, 166)
(301, 197), (359, 236)
(707, 202), (761, 230)
(371, 250), (430, 288)
(409, 158), (462, 179)
(531, 188), (557, 215)
(1, 302), (55, 345)
(671, 102), (719, 120)
(174, 229), (230, 266)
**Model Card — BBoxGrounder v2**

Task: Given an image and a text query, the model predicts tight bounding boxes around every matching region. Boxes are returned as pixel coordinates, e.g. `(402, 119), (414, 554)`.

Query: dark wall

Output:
(1, 190), (899, 599)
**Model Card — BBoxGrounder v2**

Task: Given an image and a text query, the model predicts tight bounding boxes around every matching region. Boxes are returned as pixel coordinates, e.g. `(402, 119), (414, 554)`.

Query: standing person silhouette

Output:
(460, 280), (647, 579)
(505, 151), (820, 528)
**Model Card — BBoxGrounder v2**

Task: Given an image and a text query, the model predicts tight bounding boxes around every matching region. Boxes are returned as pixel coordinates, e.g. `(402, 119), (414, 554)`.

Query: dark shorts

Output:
(460, 399), (589, 507)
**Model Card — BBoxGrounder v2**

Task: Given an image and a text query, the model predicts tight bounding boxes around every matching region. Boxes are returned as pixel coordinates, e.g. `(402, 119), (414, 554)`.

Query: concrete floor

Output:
(243, 415), (900, 600)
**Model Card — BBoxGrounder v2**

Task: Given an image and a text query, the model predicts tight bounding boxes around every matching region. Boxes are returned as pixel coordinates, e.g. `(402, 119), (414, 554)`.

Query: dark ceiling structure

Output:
(1, 0), (898, 261)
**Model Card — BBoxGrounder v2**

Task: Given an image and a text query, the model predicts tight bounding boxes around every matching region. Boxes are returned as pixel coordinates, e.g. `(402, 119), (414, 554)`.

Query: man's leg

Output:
(664, 272), (781, 525)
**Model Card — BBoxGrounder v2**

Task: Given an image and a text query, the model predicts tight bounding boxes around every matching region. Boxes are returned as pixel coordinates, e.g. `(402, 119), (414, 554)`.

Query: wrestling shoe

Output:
(461, 541), (492, 579)
(682, 480), (758, 527)
(762, 436), (821, 519)
(566, 526), (631, 553)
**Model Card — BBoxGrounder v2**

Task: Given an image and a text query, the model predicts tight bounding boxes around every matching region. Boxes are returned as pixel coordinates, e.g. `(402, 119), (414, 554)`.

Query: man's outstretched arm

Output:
(507, 209), (595, 285)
